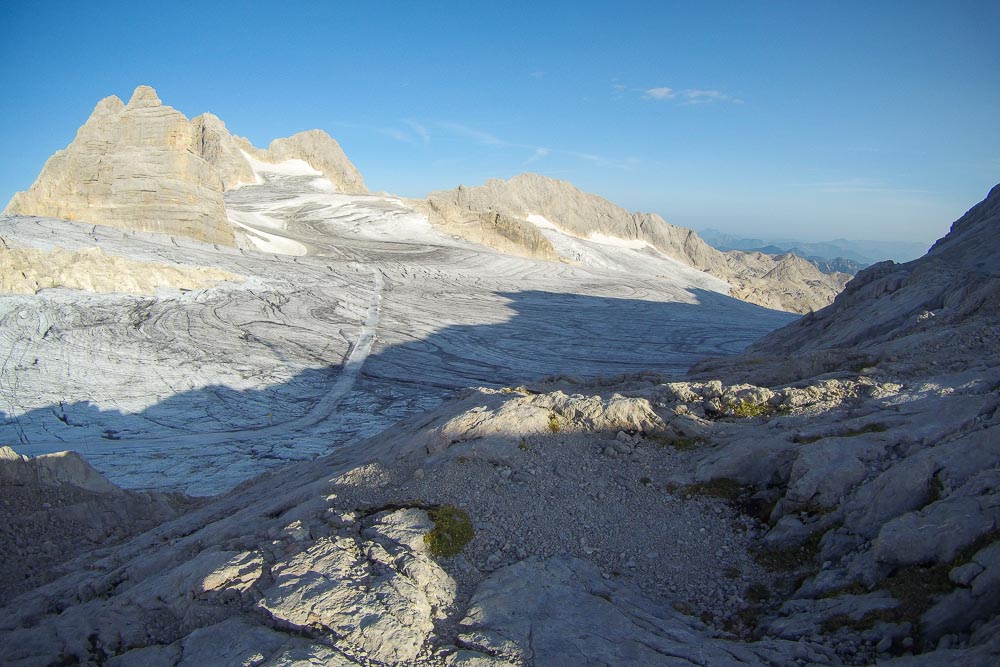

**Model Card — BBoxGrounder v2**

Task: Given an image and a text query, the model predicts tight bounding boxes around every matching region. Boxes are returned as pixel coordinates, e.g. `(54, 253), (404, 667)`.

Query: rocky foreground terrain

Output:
(1, 176), (997, 665)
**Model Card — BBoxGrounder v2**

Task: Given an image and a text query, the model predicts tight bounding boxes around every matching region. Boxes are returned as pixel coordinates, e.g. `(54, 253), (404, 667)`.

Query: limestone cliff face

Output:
(193, 112), (256, 190)
(235, 130), (368, 194)
(4, 86), (368, 246)
(5, 86), (236, 246)
(428, 173), (848, 313)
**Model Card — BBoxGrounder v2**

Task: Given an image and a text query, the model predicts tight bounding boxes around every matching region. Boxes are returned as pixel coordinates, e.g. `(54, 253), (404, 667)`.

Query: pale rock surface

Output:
(0, 239), (241, 294)
(192, 112), (257, 190)
(0, 445), (120, 493)
(5, 86), (368, 248)
(428, 173), (850, 313)
(418, 197), (558, 261)
(235, 129), (367, 194)
(4, 86), (235, 245)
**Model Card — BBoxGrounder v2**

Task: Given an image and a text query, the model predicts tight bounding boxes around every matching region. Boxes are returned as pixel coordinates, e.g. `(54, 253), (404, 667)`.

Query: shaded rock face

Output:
(192, 112), (256, 190)
(5, 86), (235, 245)
(0, 446), (196, 605)
(419, 197), (558, 261)
(693, 183), (1000, 385)
(428, 173), (849, 313)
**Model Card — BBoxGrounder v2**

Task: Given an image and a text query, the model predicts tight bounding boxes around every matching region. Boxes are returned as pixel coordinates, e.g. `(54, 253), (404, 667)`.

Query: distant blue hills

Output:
(697, 229), (931, 275)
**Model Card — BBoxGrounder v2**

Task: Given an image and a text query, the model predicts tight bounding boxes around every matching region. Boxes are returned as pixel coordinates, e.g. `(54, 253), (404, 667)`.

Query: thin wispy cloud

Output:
(333, 121), (418, 144)
(641, 86), (741, 104)
(530, 71), (545, 78)
(643, 87), (674, 100)
(436, 121), (637, 171)
(402, 119), (430, 145)
(524, 147), (551, 165)
(804, 178), (930, 195)
(437, 122), (506, 146)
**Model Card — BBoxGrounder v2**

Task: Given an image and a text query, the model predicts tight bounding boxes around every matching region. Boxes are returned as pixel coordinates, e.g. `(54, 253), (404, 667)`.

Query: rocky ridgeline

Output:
(3, 86), (366, 245)
(428, 174), (850, 314)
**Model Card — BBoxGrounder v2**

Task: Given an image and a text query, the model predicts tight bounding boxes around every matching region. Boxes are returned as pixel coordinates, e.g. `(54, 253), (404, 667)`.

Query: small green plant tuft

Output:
(518, 438), (533, 452)
(681, 477), (746, 501)
(423, 505), (475, 558)
(650, 434), (705, 451)
(547, 413), (561, 433)
(924, 474), (944, 506)
(729, 399), (771, 418)
(793, 423), (888, 443)
(745, 582), (771, 603)
(755, 531), (824, 572)
(821, 609), (896, 634)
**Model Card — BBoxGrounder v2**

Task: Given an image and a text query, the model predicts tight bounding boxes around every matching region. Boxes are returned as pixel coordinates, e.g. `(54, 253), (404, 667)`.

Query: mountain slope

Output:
(428, 173), (850, 313)
(736, 183), (1000, 381)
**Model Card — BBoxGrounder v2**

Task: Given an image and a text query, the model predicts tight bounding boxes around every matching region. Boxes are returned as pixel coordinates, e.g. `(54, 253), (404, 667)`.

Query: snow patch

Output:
(228, 212), (307, 256)
(526, 213), (558, 230)
(587, 233), (652, 250)
(240, 149), (323, 178)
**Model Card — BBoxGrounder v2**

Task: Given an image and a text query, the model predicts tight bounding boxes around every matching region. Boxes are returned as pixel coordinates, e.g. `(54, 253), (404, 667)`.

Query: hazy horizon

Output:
(3, 1), (998, 245)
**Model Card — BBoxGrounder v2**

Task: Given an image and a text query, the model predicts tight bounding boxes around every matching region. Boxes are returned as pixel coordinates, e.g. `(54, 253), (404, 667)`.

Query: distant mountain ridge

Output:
(428, 174), (850, 313)
(698, 228), (930, 266)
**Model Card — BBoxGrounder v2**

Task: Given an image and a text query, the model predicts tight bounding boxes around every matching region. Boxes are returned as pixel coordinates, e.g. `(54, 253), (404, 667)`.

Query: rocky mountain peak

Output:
(126, 84), (162, 108)
(5, 87), (368, 244)
(89, 94), (125, 119)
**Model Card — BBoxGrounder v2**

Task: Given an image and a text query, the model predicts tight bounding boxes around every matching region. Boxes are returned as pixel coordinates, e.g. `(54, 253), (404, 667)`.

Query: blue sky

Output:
(2, 1), (998, 243)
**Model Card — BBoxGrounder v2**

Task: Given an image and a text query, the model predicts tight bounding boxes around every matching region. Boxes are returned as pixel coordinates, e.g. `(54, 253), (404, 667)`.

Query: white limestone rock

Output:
(258, 513), (455, 664)
(0, 240), (242, 294)
(0, 445), (120, 493)
(457, 556), (836, 666)
(4, 86), (235, 245)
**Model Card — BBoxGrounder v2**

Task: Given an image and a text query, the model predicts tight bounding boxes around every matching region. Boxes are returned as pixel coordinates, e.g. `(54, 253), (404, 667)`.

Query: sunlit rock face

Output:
(428, 173), (851, 313)
(5, 86), (236, 245)
(4, 86), (368, 247)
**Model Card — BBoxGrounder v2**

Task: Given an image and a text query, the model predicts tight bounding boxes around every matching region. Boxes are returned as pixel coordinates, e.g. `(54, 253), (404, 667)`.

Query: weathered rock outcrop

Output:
(0, 236), (242, 294)
(0, 446), (196, 605)
(428, 174), (850, 313)
(192, 112), (256, 190)
(418, 197), (558, 261)
(4, 86), (236, 245)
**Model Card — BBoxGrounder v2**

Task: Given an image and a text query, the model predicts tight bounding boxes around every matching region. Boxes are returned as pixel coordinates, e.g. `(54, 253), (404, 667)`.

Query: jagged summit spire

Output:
(127, 85), (162, 108)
